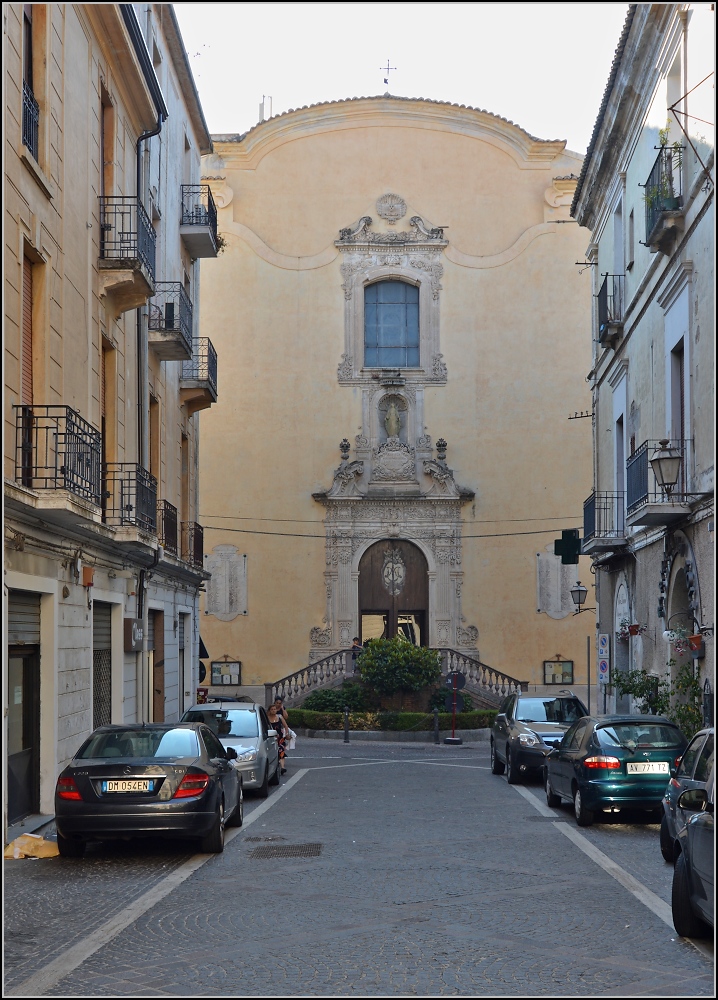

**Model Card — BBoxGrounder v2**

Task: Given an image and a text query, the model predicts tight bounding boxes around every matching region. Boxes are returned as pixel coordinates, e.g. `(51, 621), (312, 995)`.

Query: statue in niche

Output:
(384, 401), (402, 439)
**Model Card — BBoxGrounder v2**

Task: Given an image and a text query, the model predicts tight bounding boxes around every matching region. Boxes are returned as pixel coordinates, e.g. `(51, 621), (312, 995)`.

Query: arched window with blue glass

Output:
(364, 280), (420, 368)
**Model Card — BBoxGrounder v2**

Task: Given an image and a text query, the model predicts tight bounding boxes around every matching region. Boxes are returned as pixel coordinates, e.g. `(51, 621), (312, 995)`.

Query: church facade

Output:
(197, 96), (594, 699)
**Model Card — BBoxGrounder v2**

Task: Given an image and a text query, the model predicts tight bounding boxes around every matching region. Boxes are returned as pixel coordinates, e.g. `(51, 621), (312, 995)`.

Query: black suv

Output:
(491, 690), (588, 784)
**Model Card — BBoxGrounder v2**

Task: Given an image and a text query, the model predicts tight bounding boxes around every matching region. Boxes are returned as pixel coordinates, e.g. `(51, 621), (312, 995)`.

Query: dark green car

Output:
(544, 715), (688, 827)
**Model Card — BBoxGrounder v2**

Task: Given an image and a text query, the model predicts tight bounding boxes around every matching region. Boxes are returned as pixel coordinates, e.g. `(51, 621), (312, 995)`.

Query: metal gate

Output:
(93, 602), (112, 728)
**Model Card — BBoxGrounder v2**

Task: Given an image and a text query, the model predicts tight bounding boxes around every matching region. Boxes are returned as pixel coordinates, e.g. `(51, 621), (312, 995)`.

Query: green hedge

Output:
(287, 708), (497, 732)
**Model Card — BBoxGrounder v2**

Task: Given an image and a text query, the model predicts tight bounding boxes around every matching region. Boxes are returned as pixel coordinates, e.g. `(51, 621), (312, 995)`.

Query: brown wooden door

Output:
(359, 540), (428, 644)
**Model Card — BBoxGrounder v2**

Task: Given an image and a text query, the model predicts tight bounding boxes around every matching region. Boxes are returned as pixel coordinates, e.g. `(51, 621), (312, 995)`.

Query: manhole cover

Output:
(249, 843), (323, 859)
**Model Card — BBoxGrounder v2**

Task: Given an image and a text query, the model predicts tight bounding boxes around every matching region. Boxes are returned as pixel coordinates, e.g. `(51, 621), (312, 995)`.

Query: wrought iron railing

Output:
(149, 282), (193, 355)
(157, 500), (178, 555)
(181, 184), (217, 238)
(14, 405), (102, 504)
(103, 463), (157, 532)
(265, 647), (526, 709)
(643, 146), (684, 242)
(98, 196), (156, 280)
(181, 521), (204, 569)
(583, 492), (626, 542)
(597, 274), (624, 341)
(22, 81), (39, 160)
(626, 439), (689, 513)
(181, 338), (218, 396)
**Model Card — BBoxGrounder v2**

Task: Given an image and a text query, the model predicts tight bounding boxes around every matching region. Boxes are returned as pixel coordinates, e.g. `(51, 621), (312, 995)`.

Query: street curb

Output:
(292, 727), (491, 743)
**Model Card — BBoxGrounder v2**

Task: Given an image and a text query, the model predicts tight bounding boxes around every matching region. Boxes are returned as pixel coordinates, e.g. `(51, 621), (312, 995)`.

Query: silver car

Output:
(180, 702), (280, 796)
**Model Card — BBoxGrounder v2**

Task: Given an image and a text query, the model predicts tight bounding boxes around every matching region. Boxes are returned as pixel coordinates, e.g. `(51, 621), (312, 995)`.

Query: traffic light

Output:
(554, 528), (582, 565)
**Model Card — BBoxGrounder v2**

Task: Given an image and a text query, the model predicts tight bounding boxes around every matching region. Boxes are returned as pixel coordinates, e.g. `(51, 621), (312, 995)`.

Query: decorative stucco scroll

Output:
(444, 222), (555, 269)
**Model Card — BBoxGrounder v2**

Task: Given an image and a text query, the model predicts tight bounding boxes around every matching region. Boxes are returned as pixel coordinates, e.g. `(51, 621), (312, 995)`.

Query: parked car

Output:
(491, 689), (588, 783)
(660, 727), (714, 862)
(181, 701), (280, 797)
(671, 762), (714, 938)
(55, 723), (243, 857)
(544, 715), (688, 827)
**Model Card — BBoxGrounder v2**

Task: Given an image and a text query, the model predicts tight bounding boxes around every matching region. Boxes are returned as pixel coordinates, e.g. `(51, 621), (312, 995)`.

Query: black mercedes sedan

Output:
(491, 690), (588, 783)
(54, 723), (243, 857)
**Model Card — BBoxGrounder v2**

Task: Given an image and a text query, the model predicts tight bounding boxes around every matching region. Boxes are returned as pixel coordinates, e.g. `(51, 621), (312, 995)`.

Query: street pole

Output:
(587, 635), (591, 715)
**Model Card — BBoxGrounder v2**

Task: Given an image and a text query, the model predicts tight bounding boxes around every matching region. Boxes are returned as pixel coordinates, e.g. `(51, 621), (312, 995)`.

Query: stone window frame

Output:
(338, 262), (446, 385)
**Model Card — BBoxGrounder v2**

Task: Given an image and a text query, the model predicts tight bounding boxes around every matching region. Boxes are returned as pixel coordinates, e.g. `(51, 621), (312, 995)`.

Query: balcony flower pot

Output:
(688, 635), (705, 658)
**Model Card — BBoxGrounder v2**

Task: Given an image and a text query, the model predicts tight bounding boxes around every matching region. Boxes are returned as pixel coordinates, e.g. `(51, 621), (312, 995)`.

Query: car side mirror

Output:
(496, 713), (506, 721)
(225, 747), (238, 760)
(678, 787), (708, 812)
(669, 768), (677, 779)
(547, 748), (558, 758)
(267, 729), (278, 739)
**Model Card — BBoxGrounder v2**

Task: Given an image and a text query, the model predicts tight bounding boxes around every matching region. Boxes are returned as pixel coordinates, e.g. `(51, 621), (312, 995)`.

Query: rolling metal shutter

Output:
(147, 610), (156, 650)
(92, 602), (113, 728)
(178, 614), (185, 650)
(92, 601), (112, 649)
(8, 591), (41, 645)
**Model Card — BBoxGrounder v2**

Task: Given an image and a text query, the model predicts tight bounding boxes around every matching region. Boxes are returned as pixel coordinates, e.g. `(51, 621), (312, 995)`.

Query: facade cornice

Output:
(211, 96), (571, 171)
(572, 5), (685, 228)
(158, 4), (213, 153)
(82, 4), (159, 134)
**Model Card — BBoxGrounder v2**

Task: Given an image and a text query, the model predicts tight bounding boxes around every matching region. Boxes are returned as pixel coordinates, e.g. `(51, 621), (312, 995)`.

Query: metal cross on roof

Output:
(381, 60), (396, 85)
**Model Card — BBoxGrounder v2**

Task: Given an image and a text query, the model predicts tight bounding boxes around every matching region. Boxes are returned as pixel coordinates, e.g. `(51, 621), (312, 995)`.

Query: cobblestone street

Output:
(4, 740), (714, 997)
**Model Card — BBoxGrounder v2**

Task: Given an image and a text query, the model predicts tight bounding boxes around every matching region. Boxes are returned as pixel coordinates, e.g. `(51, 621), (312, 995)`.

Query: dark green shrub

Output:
(301, 681), (369, 712)
(286, 708), (497, 732)
(427, 687), (475, 712)
(358, 638), (441, 700)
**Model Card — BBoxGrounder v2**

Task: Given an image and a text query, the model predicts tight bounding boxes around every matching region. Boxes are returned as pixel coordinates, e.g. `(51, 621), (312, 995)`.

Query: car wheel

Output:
(227, 783), (244, 827)
(200, 799), (225, 853)
(506, 745), (520, 784)
(490, 740), (505, 775)
(659, 814), (675, 863)
(672, 851), (711, 938)
(56, 832), (86, 858)
(573, 786), (594, 827)
(545, 771), (561, 808)
(269, 760), (280, 786)
(256, 764), (269, 798)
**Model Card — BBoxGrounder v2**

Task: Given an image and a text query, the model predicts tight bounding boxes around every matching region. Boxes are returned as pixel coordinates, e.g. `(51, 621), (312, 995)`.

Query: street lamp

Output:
(649, 439), (682, 497)
(570, 581), (596, 614)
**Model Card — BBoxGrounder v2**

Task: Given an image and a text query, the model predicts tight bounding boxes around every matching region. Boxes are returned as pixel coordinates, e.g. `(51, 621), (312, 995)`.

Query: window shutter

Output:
(92, 602), (112, 650)
(8, 590), (41, 644)
(22, 258), (33, 405)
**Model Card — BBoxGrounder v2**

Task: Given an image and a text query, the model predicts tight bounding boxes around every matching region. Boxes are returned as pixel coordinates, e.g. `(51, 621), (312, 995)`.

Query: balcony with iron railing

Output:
(148, 282), (193, 360)
(103, 463), (157, 535)
(626, 439), (690, 527)
(582, 491), (627, 553)
(181, 521), (204, 570)
(642, 146), (684, 254)
(157, 500), (178, 555)
(13, 406), (102, 515)
(180, 184), (218, 259)
(597, 274), (624, 347)
(22, 81), (39, 161)
(98, 196), (156, 313)
(180, 338), (218, 413)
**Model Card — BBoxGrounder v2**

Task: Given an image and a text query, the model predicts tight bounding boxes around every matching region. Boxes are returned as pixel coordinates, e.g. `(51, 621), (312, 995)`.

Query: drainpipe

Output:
(135, 120), (162, 469)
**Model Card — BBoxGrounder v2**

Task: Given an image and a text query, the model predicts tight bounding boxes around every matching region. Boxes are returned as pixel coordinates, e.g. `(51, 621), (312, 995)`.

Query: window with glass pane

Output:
(364, 281), (419, 368)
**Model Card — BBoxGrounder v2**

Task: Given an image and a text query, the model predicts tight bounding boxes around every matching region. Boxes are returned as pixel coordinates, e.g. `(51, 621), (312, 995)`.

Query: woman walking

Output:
(267, 703), (287, 775)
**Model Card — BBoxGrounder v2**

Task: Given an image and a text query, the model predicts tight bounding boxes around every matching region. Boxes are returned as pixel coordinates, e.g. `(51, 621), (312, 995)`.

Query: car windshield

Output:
(182, 709), (259, 739)
(516, 697), (587, 724)
(598, 723), (683, 749)
(77, 728), (200, 759)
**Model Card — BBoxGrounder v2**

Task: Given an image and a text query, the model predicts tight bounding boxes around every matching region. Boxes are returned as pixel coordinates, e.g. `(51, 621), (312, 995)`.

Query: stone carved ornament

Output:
(376, 193), (407, 225)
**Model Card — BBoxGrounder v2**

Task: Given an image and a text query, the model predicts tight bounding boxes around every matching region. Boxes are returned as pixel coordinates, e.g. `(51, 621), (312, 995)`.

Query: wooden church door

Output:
(358, 540), (428, 645)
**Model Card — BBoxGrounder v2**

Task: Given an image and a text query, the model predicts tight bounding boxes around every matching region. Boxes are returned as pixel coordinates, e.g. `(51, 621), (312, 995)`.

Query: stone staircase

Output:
(265, 648), (526, 709)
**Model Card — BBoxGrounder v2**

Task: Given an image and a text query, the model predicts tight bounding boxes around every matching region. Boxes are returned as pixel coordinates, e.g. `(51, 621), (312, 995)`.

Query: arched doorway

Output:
(358, 540), (428, 645)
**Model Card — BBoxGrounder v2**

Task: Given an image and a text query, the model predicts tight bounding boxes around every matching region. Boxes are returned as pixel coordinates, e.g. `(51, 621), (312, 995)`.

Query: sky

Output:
(172, 2), (630, 153)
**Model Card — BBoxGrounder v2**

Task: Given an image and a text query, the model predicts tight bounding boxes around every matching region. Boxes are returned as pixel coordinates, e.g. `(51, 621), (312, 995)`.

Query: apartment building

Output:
(3, 4), (219, 829)
(572, 4), (714, 718)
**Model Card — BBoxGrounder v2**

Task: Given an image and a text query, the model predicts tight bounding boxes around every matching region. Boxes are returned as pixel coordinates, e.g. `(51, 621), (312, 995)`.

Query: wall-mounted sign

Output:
(211, 660), (241, 686)
(124, 618), (144, 652)
(598, 633), (610, 685)
(543, 659), (573, 685)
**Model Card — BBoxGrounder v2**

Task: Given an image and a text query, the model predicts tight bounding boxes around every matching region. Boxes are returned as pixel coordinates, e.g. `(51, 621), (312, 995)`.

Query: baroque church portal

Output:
(198, 96), (593, 694)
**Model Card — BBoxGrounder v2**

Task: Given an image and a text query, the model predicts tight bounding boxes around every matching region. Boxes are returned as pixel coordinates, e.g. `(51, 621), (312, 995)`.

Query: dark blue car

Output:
(660, 727), (714, 862)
